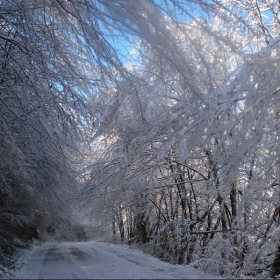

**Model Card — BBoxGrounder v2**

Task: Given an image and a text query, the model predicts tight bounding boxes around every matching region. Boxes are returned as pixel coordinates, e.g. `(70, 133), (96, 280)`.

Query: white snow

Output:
(13, 241), (222, 279)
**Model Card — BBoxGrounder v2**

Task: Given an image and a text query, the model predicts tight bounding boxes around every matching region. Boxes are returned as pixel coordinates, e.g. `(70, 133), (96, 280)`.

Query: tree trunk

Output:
(271, 245), (280, 278)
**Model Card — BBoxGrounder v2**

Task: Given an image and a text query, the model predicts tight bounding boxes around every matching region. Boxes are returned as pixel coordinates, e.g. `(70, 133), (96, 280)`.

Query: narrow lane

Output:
(15, 241), (220, 279)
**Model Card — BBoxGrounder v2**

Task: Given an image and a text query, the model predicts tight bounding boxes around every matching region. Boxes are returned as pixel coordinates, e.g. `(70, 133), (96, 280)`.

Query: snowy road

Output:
(15, 241), (219, 279)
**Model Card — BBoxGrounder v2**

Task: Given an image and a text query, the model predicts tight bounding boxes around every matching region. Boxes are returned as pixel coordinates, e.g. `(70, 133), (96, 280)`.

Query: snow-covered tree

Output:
(80, 1), (280, 278)
(0, 0), (127, 257)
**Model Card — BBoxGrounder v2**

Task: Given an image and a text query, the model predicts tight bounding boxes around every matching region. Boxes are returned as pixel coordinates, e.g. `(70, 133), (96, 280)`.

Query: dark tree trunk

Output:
(271, 245), (280, 278)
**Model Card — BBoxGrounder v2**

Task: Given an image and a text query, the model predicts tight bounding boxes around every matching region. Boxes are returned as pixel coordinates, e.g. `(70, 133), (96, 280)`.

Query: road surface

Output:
(14, 241), (219, 279)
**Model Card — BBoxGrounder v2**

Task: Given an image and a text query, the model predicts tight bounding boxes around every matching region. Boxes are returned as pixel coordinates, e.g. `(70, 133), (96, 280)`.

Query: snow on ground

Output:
(11, 241), (222, 279)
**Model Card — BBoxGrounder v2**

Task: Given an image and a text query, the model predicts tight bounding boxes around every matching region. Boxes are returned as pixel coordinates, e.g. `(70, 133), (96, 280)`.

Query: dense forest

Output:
(1, 0), (280, 278)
